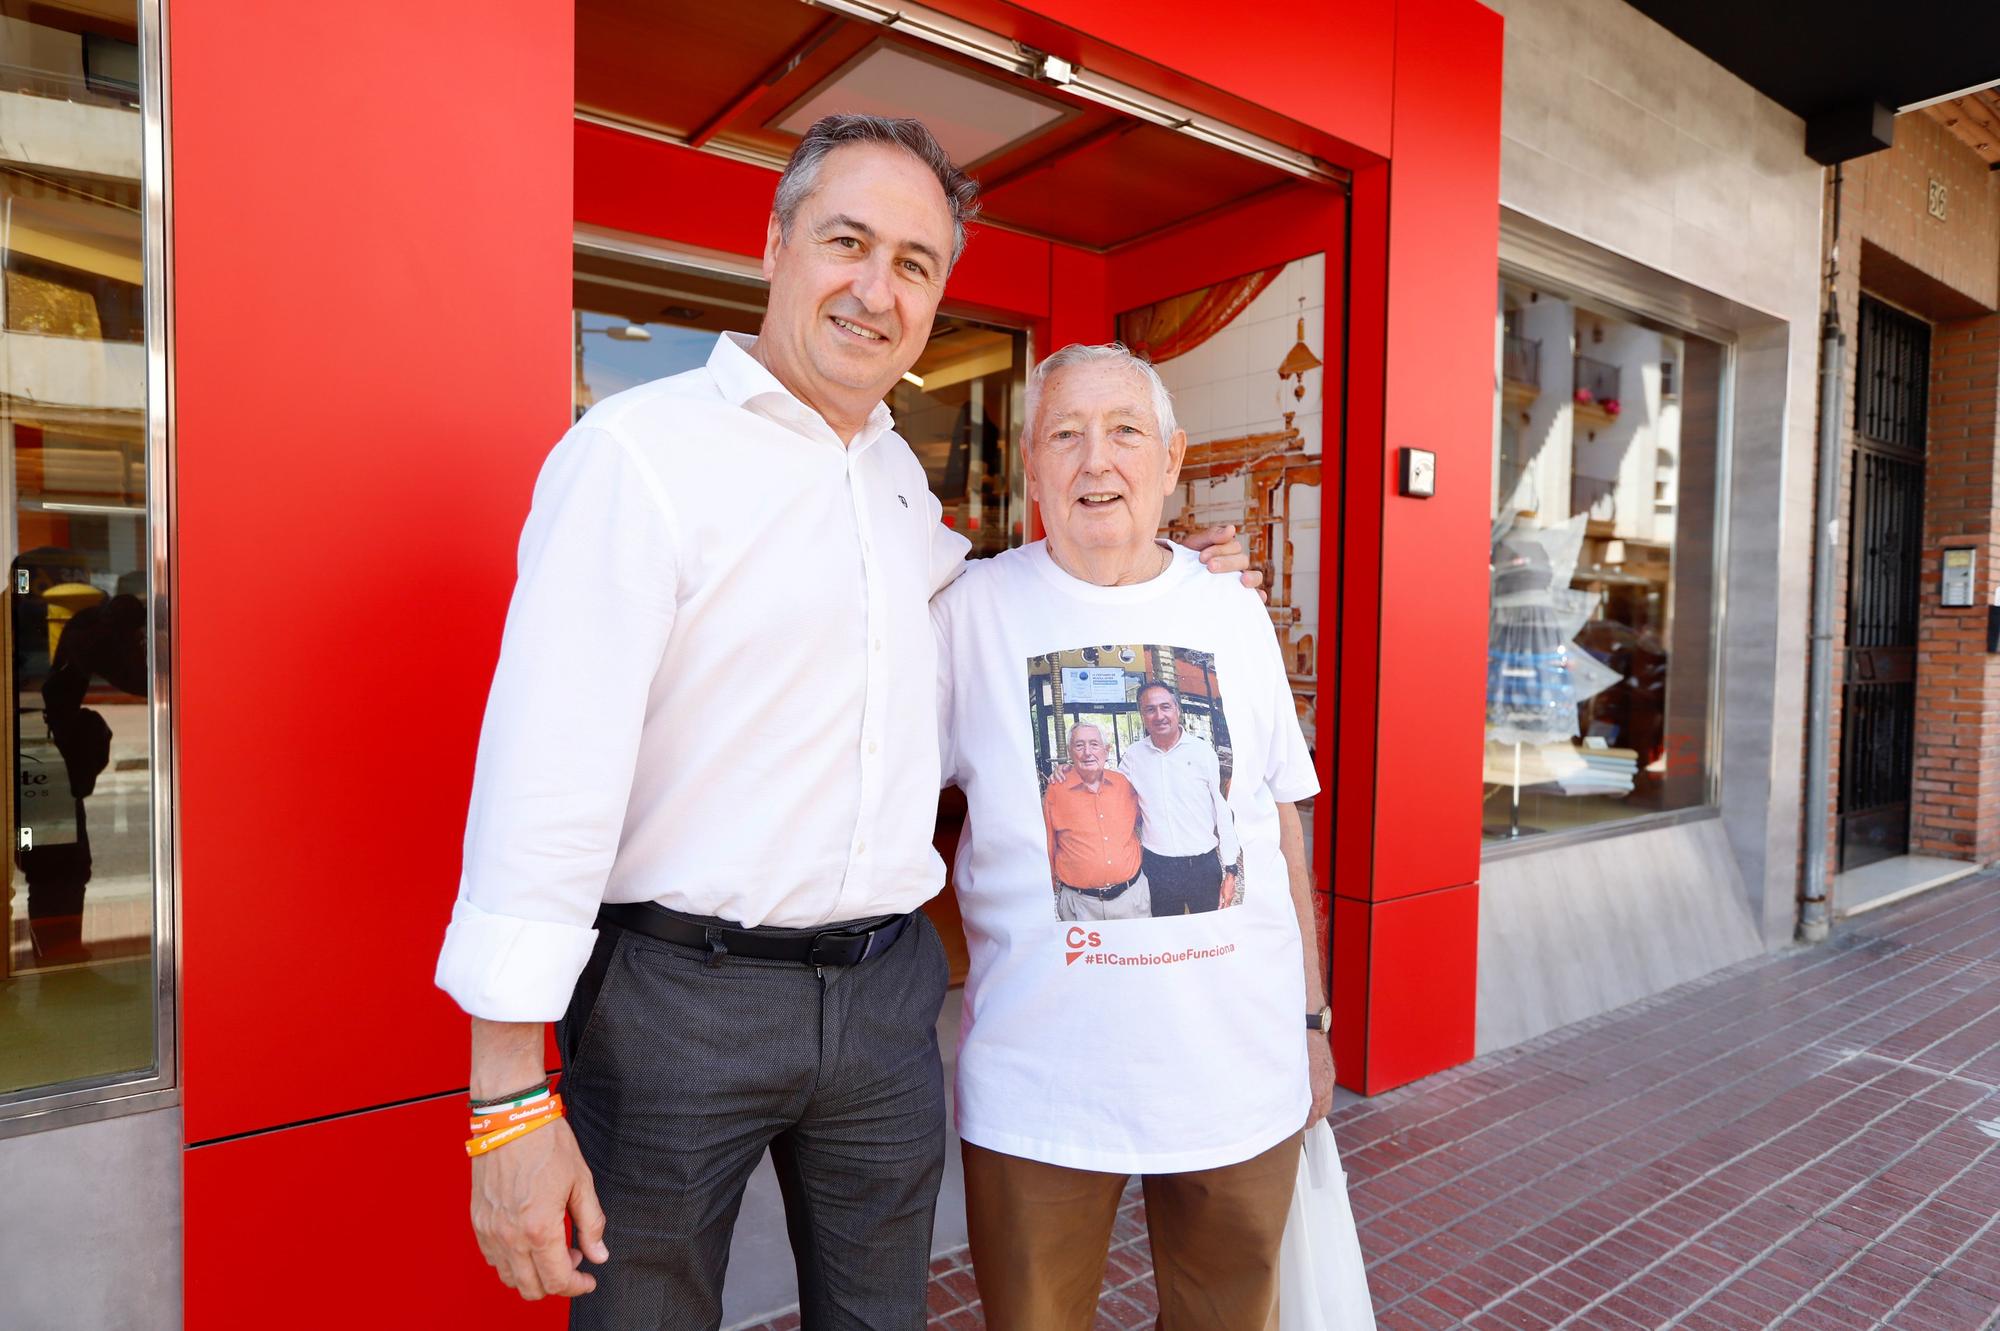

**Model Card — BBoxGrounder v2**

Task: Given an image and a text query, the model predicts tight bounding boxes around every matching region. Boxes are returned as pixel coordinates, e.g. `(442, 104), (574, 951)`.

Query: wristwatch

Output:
(1307, 1004), (1331, 1031)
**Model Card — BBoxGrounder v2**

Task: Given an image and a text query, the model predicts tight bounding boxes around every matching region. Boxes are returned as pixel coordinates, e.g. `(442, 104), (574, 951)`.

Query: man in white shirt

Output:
(1119, 681), (1241, 915)
(434, 115), (1253, 1330)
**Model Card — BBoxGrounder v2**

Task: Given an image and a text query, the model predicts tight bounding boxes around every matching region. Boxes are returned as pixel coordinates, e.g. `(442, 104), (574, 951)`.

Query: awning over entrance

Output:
(577, 0), (1341, 251)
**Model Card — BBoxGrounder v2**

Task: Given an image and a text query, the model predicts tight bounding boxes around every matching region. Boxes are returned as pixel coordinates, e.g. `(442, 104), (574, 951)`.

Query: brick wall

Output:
(1809, 112), (2000, 883)
(1849, 111), (2000, 313)
(1911, 316), (2000, 862)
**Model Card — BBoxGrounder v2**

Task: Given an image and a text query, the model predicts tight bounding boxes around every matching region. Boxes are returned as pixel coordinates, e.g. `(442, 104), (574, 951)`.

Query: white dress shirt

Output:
(436, 332), (970, 1021)
(1118, 729), (1241, 864)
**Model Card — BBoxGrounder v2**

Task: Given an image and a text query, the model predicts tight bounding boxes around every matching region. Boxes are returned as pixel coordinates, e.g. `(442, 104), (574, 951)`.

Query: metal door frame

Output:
(1838, 295), (1929, 871)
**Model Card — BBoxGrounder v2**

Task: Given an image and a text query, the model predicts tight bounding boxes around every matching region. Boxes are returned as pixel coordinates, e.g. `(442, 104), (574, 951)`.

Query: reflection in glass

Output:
(0, 3), (156, 1098)
(894, 320), (1025, 557)
(572, 248), (1026, 555)
(1484, 280), (1718, 844)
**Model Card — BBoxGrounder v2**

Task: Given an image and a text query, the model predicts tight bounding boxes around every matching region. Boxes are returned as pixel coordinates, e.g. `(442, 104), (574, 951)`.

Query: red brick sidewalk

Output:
(746, 870), (2000, 1330)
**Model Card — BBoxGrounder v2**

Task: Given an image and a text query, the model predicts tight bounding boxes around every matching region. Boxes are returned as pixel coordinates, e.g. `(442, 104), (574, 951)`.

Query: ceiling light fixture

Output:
(802, 0), (1340, 184)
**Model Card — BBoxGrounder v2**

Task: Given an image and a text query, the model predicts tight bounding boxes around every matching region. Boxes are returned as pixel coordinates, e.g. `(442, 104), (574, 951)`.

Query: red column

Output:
(172, 1), (574, 1321)
(1334, 0), (1503, 1093)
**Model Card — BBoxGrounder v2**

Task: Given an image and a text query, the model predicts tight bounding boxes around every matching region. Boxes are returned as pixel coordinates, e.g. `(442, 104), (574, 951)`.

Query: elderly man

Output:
(1121, 680), (1240, 915)
(435, 116), (1254, 1330)
(1044, 721), (1152, 921)
(934, 343), (1335, 1330)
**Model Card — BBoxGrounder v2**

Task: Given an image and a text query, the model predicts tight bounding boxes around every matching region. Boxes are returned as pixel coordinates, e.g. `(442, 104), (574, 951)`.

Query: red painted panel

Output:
(947, 228), (1053, 324)
(172, 0), (575, 1141)
(1358, 882), (1479, 1094)
(1105, 184), (1345, 316)
(1330, 894), (1372, 1093)
(1371, 0), (1503, 903)
(1048, 245), (1110, 350)
(575, 122), (1051, 322)
(186, 1098), (568, 1329)
(924, 0), (1395, 160)
(577, 120), (773, 258)
(1334, 163), (1389, 909)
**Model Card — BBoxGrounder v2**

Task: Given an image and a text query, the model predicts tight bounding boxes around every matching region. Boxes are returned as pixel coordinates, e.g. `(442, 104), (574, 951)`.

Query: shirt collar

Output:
(1061, 766), (1118, 792)
(708, 331), (896, 452)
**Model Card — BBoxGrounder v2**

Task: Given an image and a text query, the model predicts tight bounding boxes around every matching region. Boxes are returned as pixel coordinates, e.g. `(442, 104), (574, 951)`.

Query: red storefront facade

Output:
(2, 0), (1503, 1322)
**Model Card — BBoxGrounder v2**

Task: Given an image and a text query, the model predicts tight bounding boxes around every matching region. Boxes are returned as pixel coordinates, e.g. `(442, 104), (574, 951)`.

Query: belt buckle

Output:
(808, 925), (877, 968)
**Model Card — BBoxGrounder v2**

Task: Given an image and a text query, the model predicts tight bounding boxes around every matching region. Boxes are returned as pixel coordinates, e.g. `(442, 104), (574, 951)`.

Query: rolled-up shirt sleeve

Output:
(435, 425), (681, 1021)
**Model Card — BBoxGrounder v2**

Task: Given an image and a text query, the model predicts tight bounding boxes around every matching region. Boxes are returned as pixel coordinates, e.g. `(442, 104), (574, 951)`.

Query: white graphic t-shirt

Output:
(933, 540), (1320, 1174)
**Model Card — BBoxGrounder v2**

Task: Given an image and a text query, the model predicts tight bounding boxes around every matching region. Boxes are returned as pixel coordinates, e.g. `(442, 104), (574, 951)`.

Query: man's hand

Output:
(471, 1114), (609, 1300)
(1181, 524), (1267, 597)
(1219, 868), (1239, 910)
(1307, 1031), (1335, 1126)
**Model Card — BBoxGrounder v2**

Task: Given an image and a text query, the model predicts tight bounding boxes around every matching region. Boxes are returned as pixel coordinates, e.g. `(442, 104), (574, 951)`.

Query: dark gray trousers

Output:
(558, 911), (950, 1331)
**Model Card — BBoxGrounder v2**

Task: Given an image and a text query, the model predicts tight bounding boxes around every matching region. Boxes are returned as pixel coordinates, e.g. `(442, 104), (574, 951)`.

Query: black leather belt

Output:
(599, 902), (911, 967)
(1059, 870), (1140, 900)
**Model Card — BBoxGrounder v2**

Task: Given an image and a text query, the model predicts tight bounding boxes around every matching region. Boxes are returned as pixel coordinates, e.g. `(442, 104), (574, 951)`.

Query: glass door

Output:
(2, 0), (161, 1104)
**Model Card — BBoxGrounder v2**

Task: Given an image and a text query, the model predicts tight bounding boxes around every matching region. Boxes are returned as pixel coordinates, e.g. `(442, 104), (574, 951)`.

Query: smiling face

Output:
(1139, 684), (1182, 747)
(1027, 359), (1187, 578)
(1067, 723), (1108, 782)
(756, 143), (954, 441)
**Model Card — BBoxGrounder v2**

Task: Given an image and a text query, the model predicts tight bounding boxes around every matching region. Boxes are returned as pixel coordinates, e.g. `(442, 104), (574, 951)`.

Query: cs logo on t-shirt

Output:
(1065, 926), (1102, 965)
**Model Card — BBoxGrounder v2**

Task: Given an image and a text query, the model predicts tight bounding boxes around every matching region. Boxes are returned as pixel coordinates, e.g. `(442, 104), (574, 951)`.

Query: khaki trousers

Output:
(962, 1131), (1302, 1331)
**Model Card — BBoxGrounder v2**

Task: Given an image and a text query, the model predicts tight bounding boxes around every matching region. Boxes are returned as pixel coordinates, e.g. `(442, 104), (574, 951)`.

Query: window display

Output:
(1485, 279), (1720, 843)
(2, 1), (161, 1102)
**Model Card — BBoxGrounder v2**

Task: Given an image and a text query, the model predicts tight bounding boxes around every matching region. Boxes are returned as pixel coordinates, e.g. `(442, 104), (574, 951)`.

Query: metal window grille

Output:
(1573, 354), (1619, 405)
(1503, 332), (1540, 387)
(1856, 298), (1929, 455)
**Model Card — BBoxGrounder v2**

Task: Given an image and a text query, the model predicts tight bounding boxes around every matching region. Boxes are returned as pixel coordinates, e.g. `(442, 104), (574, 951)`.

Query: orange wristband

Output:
(466, 1097), (564, 1157)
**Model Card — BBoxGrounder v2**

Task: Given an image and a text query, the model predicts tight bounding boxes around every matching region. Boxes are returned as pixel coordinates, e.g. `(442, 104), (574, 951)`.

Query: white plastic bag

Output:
(1277, 1120), (1377, 1331)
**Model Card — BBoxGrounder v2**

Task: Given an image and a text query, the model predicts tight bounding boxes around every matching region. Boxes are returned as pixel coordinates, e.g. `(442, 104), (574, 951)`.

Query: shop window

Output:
(572, 243), (1028, 555)
(1, 3), (164, 1108)
(1485, 279), (1722, 845)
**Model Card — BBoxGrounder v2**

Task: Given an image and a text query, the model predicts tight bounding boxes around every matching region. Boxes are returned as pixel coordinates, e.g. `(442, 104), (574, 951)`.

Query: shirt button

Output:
(873, 639), (883, 652)
(868, 741), (878, 754)
(855, 842), (867, 856)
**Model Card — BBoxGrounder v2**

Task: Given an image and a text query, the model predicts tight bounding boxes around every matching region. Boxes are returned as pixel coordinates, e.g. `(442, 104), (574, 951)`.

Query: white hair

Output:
(1025, 343), (1179, 446)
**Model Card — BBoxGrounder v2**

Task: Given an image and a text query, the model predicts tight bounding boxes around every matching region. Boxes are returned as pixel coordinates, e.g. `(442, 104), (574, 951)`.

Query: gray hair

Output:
(1025, 342), (1179, 446)
(773, 114), (981, 269)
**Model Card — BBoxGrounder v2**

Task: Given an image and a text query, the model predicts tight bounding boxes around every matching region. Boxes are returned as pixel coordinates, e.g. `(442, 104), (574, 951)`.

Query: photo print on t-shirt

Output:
(1030, 644), (1244, 923)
